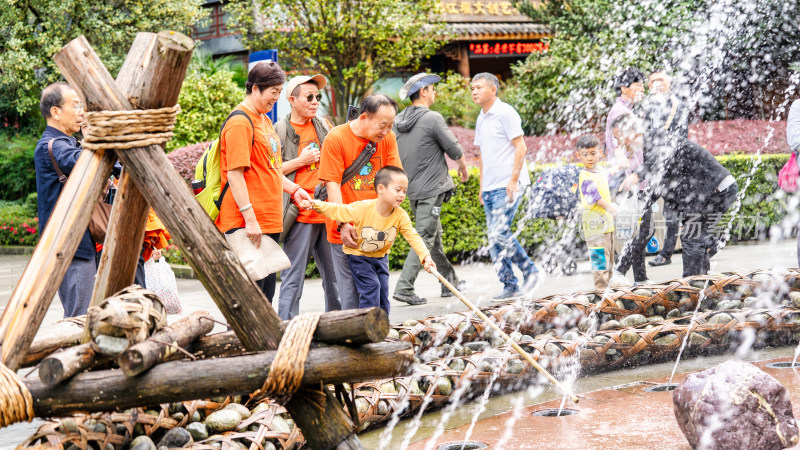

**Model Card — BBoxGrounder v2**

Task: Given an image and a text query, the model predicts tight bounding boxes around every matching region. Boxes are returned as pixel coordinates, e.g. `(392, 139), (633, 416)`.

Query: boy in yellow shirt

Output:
(576, 135), (618, 290)
(298, 166), (435, 314)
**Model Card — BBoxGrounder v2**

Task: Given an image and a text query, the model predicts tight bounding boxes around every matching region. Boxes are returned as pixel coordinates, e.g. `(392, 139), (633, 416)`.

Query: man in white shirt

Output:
(471, 72), (539, 299)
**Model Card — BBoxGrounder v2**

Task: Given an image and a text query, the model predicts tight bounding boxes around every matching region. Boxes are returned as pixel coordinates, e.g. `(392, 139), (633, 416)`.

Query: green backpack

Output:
(193, 110), (254, 220)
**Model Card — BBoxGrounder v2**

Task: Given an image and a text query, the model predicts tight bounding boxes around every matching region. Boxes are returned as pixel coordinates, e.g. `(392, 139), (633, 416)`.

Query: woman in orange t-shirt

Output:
(216, 61), (312, 303)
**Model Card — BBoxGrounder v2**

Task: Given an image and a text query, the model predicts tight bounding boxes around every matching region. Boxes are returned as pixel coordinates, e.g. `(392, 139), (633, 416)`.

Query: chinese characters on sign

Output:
(439, 0), (520, 15)
(469, 41), (549, 57)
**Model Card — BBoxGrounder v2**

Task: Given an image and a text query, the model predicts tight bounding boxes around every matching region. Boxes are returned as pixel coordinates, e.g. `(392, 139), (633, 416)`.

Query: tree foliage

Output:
(0, 0), (203, 125)
(510, 0), (800, 135)
(226, 0), (447, 123)
(167, 53), (245, 151)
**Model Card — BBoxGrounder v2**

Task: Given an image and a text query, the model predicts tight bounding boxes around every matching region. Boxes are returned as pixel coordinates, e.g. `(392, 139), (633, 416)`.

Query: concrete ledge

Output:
(0, 246), (34, 255)
(170, 264), (197, 279)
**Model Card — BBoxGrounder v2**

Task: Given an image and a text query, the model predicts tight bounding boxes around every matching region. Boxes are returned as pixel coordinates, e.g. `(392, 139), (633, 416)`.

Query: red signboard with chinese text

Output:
(468, 40), (549, 58)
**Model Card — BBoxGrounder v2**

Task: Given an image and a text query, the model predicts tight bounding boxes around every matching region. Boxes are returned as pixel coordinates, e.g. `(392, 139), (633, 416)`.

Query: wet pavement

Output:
(406, 352), (800, 450)
(0, 238), (797, 447)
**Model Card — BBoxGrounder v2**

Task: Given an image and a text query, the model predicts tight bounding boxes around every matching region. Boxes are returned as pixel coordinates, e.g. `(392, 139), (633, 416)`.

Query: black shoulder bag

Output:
(314, 140), (377, 201)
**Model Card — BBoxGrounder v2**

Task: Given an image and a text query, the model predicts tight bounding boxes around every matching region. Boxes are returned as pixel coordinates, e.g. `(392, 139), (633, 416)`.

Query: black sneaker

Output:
(393, 293), (427, 305)
(648, 255), (672, 267)
(441, 280), (467, 297)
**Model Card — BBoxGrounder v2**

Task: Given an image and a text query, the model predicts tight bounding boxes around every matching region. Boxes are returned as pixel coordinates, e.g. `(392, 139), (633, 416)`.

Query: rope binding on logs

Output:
(82, 105), (180, 151)
(0, 361), (35, 427)
(251, 312), (323, 406)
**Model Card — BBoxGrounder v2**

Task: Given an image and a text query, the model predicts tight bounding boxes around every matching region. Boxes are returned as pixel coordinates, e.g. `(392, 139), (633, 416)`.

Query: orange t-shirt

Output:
(290, 120), (327, 224)
(215, 104), (284, 234)
(318, 123), (402, 244)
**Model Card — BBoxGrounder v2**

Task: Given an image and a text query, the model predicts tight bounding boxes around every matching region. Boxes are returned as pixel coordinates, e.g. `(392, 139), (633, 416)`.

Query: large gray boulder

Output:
(673, 360), (798, 449)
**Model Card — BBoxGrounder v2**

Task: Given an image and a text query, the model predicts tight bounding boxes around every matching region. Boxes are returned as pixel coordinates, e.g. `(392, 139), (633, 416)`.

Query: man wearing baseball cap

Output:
(274, 74), (340, 319)
(392, 73), (469, 305)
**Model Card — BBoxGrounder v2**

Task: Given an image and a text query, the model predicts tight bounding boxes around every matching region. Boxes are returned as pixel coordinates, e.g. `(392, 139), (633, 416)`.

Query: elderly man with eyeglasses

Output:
(274, 74), (341, 319)
(34, 82), (96, 317)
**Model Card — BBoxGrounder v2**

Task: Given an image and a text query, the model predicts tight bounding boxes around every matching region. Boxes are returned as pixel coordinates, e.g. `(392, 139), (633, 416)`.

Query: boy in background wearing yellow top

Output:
(576, 135), (618, 290)
(298, 166), (435, 314)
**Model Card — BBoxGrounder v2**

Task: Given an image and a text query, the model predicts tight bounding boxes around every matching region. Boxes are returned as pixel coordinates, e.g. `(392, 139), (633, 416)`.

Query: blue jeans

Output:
(482, 188), (537, 289)
(346, 254), (391, 315)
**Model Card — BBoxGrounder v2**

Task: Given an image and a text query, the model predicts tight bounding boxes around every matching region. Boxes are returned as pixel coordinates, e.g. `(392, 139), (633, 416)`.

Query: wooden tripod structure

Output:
(0, 32), (364, 449)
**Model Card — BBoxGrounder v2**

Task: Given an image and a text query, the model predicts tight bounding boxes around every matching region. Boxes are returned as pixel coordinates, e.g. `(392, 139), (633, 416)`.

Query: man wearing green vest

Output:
(275, 74), (339, 319)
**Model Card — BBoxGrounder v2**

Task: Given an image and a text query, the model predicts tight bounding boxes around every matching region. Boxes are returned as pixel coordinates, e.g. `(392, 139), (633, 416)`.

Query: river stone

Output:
(654, 305), (666, 316)
(94, 334), (130, 356)
(789, 292), (800, 308)
(506, 359), (525, 374)
(387, 328), (400, 339)
(130, 436), (156, 450)
(355, 397), (370, 415)
(464, 341), (489, 352)
(619, 314), (647, 328)
(673, 360), (799, 449)
(555, 304), (572, 316)
(580, 348), (598, 361)
(380, 381), (398, 394)
(509, 331), (523, 342)
(620, 330), (640, 345)
(594, 335), (610, 344)
(434, 377), (453, 396)
(599, 320), (620, 331)
(666, 309), (680, 319)
(186, 422), (208, 441)
(578, 317), (597, 332)
(647, 315), (665, 323)
(205, 410), (241, 433)
(615, 300), (626, 310)
(224, 403), (251, 420)
(60, 418), (79, 433)
(544, 342), (562, 357)
(157, 427), (192, 448)
(561, 331), (579, 341)
(708, 313), (733, 324)
(402, 319), (419, 327)
(688, 333), (708, 346)
(633, 288), (653, 297)
(655, 334), (679, 346)
(377, 400), (390, 416)
(171, 412), (185, 422)
(449, 358), (466, 372)
(716, 300), (742, 310)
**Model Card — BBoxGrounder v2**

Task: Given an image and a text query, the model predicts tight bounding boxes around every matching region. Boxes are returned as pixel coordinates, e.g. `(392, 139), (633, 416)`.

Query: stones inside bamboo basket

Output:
(87, 285), (167, 356)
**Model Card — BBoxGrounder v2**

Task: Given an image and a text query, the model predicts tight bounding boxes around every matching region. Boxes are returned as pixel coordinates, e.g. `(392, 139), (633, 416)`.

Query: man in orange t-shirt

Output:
(318, 94), (402, 310)
(274, 74), (340, 320)
(215, 62), (312, 303)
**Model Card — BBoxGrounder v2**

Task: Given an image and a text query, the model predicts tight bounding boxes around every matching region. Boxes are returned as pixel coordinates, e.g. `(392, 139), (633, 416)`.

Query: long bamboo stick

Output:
(431, 269), (579, 403)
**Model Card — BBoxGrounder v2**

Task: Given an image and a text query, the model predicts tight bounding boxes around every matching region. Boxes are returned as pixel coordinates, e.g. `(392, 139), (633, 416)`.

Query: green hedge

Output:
(385, 153), (792, 270)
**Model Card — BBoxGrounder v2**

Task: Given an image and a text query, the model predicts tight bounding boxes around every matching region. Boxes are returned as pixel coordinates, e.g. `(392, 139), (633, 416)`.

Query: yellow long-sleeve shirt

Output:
(312, 199), (430, 261)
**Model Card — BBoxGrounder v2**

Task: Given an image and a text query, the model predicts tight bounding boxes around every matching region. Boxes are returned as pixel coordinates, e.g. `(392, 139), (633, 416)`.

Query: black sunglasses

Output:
(305, 93), (323, 102)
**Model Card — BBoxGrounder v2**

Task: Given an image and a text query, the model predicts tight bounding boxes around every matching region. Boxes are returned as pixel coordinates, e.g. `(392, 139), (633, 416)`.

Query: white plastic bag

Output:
(144, 256), (182, 314)
(615, 189), (643, 247)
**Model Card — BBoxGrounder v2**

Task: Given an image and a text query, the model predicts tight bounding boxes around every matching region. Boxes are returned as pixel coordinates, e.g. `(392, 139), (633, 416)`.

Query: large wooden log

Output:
(90, 31), (195, 310)
(38, 343), (97, 387)
(21, 318), (85, 368)
(161, 308), (391, 364)
(0, 149), (116, 369)
(119, 311), (214, 376)
(27, 341), (414, 417)
(52, 35), (364, 449)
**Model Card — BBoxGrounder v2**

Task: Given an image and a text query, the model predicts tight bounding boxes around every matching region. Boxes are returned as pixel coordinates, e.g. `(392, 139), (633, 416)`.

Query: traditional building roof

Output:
(446, 22), (551, 40)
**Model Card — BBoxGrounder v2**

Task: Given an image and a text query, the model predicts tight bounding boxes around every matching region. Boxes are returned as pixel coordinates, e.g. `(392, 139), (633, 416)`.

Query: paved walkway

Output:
(1, 239), (797, 330)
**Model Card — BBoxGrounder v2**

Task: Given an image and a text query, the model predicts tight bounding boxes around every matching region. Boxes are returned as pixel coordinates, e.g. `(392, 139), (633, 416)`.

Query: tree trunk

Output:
(38, 343), (97, 387)
(21, 318), (85, 368)
(119, 311), (214, 376)
(27, 341), (414, 417)
(89, 31), (194, 313)
(160, 308), (390, 363)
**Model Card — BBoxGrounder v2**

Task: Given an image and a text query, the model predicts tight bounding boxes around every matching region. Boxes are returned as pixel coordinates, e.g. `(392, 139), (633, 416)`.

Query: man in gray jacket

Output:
(392, 73), (469, 305)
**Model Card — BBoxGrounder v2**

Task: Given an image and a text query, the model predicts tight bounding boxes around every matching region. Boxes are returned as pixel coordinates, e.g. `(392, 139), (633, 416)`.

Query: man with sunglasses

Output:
(34, 82), (96, 317)
(392, 73), (469, 305)
(275, 74), (340, 319)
